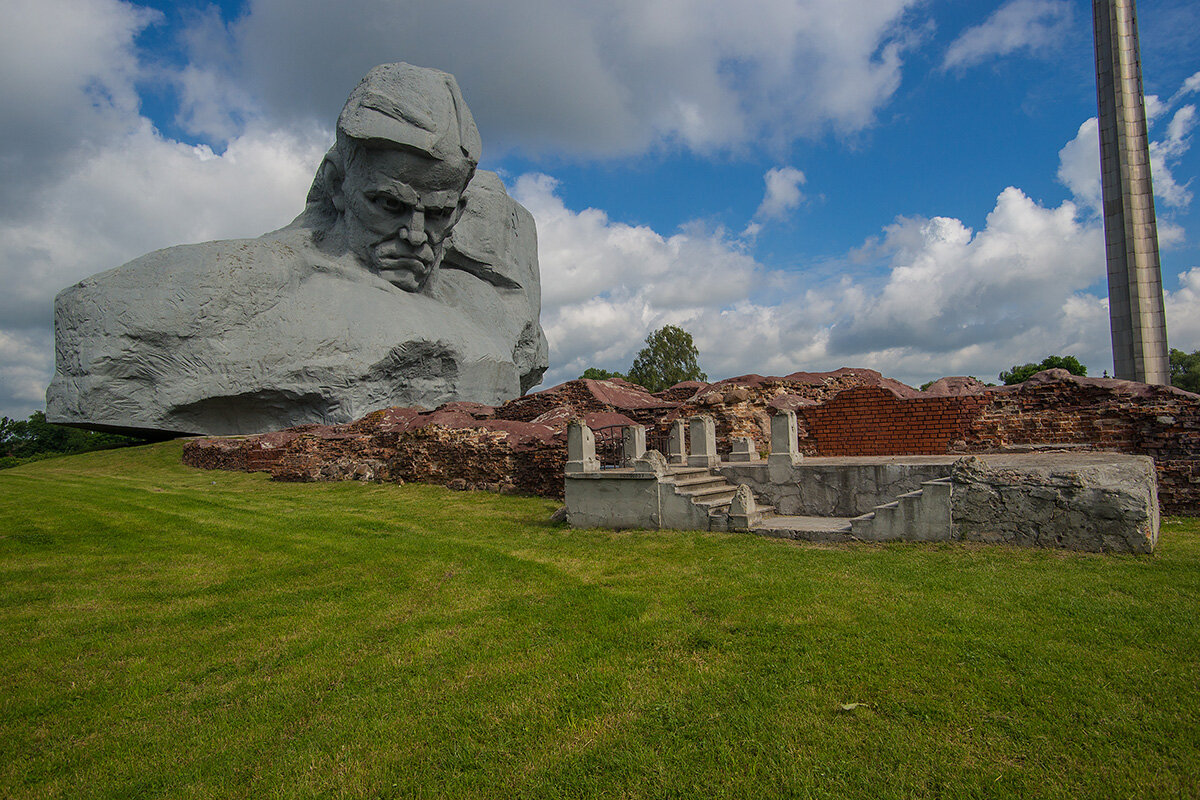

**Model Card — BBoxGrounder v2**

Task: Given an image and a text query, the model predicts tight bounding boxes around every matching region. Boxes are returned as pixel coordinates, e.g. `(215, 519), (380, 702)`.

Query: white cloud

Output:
(755, 167), (807, 220)
(1170, 70), (1200, 105)
(512, 173), (765, 382)
(943, 0), (1073, 71)
(1150, 105), (1196, 207)
(0, 0), (159, 215)
(1165, 268), (1200, 353)
(828, 188), (1103, 357)
(1058, 103), (1198, 213)
(0, 328), (53, 420)
(177, 0), (925, 155)
(517, 175), (1184, 390)
(0, 0), (331, 417)
(1057, 118), (1102, 211)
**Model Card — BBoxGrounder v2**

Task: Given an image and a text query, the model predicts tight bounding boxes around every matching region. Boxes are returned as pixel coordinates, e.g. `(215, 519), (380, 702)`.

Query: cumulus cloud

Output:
(0, 0), (330, 418)
(0, 0), (158, 216)
(175, 0), (925, 155)
(518, 175), (1183, 390)
(1165, 268), (1200, 352)
(512, 173), (765, 381)
(1150, 105), (1196, 207)
(755, 167), (807, 221)
(1058, 97), (1198, 213)
(828, 188), (1103, 357)
(943, 0), (1073, 71)
(1056, 118), (1102, 212)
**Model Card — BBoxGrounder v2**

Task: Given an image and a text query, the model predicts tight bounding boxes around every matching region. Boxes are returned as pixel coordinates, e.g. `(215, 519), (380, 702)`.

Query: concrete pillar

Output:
(1094, 0), (1170, 384)
(687, 415), (718, 468)
(667, 419), (687, 466)
(622, 425), (646, 465)
(565, 420), (599, 474)
(768, 410), (801, 482)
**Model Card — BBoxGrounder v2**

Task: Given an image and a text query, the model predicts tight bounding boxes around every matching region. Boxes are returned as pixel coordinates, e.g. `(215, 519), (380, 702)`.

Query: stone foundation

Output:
(183, 369), (1200, 515)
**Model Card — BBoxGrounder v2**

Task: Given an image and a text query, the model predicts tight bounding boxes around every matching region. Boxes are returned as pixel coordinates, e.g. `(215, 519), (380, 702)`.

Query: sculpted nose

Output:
(399, 209), (427, 246)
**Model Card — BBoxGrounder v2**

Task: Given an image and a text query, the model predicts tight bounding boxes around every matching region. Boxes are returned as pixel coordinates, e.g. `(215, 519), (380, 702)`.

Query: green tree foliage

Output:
(1170, 348), (1200, 394)
(999, 355), (1087, 386)
(0, 411), (145, 468)
(625, 325), (707, 393)
(579, 367), (625, 381)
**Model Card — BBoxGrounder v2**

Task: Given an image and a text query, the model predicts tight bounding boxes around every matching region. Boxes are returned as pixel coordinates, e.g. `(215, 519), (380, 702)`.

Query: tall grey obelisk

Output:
(1093, 0), (1169, 384)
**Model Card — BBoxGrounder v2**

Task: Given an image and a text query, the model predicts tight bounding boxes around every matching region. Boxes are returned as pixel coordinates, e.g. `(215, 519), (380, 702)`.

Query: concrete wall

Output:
(564, 472), (713, 531)
(721, 458), (956, 517)
(564, 472), (662, 529)
(950, 454), (1159, 554)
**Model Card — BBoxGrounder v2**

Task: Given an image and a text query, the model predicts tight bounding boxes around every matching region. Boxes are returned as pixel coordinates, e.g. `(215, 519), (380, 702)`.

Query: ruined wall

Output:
(786, 372), (1198, 514)
(796, 386), (990, 456)
(182, 370), (1199, 514)
(960, 373), (1199, 514)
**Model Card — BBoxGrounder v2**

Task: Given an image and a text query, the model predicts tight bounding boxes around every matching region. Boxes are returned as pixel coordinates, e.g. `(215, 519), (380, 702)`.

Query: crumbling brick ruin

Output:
(183, 368), (1200, 514)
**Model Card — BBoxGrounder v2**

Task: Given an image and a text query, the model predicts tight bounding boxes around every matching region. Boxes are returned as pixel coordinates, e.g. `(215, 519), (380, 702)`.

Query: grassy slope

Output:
(1, 442), (1198, 799)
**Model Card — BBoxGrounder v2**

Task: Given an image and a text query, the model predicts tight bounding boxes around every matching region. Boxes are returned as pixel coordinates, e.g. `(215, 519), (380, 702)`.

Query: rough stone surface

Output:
(48, 63), (547, 436)
(950, 454), (1159, 553)
(184, 369), (1200, 514)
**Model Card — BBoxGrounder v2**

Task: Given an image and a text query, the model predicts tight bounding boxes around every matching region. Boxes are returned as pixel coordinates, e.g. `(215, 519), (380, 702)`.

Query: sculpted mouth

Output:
(376, 255), (428, 274)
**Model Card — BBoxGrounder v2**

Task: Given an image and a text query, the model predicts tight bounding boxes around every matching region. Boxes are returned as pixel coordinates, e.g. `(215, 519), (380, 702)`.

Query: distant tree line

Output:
(0, 412), (145, 469)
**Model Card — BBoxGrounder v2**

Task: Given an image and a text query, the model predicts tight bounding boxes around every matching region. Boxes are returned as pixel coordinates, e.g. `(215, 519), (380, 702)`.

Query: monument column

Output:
(1093, 0), (1169, 384)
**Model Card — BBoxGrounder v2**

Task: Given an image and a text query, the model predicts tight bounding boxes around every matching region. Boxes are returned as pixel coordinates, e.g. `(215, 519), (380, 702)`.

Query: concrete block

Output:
(728, 436), (760, 462)
(623, 425), (646, 464)
(667, 419), (687, 465)
(688, 415), (718, 468)
(565, 420), (599, 474)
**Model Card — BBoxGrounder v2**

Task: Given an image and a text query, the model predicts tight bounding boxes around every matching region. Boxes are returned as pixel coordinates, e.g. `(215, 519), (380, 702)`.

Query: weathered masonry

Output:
(563, 412), (1160, 554)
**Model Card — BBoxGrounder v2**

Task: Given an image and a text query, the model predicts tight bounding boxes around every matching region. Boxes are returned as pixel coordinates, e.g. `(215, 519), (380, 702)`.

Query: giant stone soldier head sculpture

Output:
(46, 64), (548, 436)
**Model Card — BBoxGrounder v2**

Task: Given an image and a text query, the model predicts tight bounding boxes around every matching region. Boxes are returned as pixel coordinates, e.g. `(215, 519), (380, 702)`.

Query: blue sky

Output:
(2, 0), (1199, 419)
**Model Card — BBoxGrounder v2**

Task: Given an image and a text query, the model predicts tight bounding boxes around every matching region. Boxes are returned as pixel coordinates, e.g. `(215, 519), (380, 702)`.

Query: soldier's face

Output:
(341, 147), (469, 292)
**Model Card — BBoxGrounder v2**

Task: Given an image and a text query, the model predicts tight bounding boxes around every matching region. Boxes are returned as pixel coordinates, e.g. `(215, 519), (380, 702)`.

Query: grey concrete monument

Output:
(47, 63), (548, 436)
(1093, 0), (1170, 384)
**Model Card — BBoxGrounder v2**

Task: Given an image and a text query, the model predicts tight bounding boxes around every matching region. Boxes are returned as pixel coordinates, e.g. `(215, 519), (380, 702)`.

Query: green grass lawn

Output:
(2, 442), (1198, 799)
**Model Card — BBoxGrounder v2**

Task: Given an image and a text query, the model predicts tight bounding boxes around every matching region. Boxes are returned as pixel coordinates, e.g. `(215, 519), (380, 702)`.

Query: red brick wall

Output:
(797, 386), (990, 456)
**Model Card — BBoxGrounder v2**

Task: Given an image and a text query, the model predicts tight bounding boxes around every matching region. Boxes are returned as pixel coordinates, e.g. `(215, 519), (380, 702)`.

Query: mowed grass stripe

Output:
(1, 442), (1198, 799)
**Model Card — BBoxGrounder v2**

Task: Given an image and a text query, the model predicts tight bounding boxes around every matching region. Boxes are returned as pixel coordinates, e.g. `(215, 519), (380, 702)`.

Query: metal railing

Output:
(592, 425), (626, 469)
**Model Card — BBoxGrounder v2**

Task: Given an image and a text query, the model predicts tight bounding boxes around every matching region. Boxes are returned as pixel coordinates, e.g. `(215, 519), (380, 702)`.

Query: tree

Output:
(999, 355), (1087, 386)
(1170, 348), (1200, 394)
(0, 410), (144, 466)
(625, 325), (707, 393)
(579, 367), (624, 381)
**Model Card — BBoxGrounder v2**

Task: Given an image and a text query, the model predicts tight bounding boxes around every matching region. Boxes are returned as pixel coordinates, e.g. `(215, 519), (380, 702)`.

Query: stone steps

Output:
(660, 464), (950, 542)
(850, 479), (952, 542)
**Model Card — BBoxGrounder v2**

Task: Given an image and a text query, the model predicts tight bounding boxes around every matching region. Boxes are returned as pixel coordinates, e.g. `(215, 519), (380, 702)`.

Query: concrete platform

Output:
(751, 515), (855, 542)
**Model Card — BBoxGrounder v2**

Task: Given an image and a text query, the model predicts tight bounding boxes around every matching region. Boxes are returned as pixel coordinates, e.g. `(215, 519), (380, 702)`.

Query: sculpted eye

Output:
(369, 193), (408, 214)
(428, 206), (455, 220)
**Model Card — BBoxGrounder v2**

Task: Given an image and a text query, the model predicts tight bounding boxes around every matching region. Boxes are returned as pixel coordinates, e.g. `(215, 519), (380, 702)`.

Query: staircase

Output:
(660, 466), (774, 532)
(660, 469), (952, 543)
(849, 478), (952, 542)
(583, 463), (952, 542)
